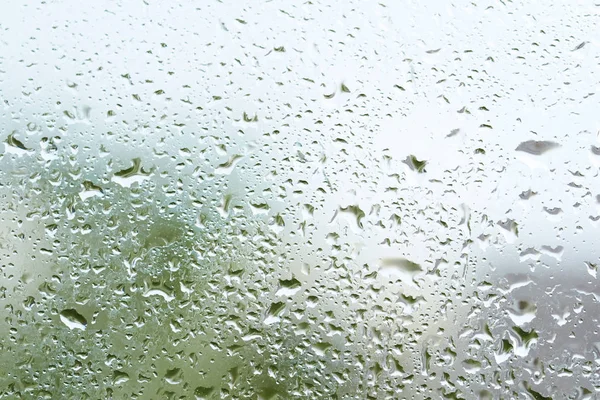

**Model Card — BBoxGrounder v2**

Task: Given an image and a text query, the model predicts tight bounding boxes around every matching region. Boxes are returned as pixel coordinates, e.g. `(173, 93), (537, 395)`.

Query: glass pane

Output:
(1, 0), (599, 398)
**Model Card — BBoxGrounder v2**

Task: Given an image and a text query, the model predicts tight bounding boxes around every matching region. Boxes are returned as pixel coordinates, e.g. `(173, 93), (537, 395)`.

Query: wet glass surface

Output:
(1, 1), (599, 398)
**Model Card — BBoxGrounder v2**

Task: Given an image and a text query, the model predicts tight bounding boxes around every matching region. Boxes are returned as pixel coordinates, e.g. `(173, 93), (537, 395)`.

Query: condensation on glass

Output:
(0, 0), (599, 399)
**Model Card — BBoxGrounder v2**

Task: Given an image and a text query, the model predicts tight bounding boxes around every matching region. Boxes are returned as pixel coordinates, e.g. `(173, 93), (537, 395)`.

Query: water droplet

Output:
(111, 158), (151, 187)
(59, 309), (87, 331)
(378, 258), (423, 281)
(515, 140), (560, 155)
